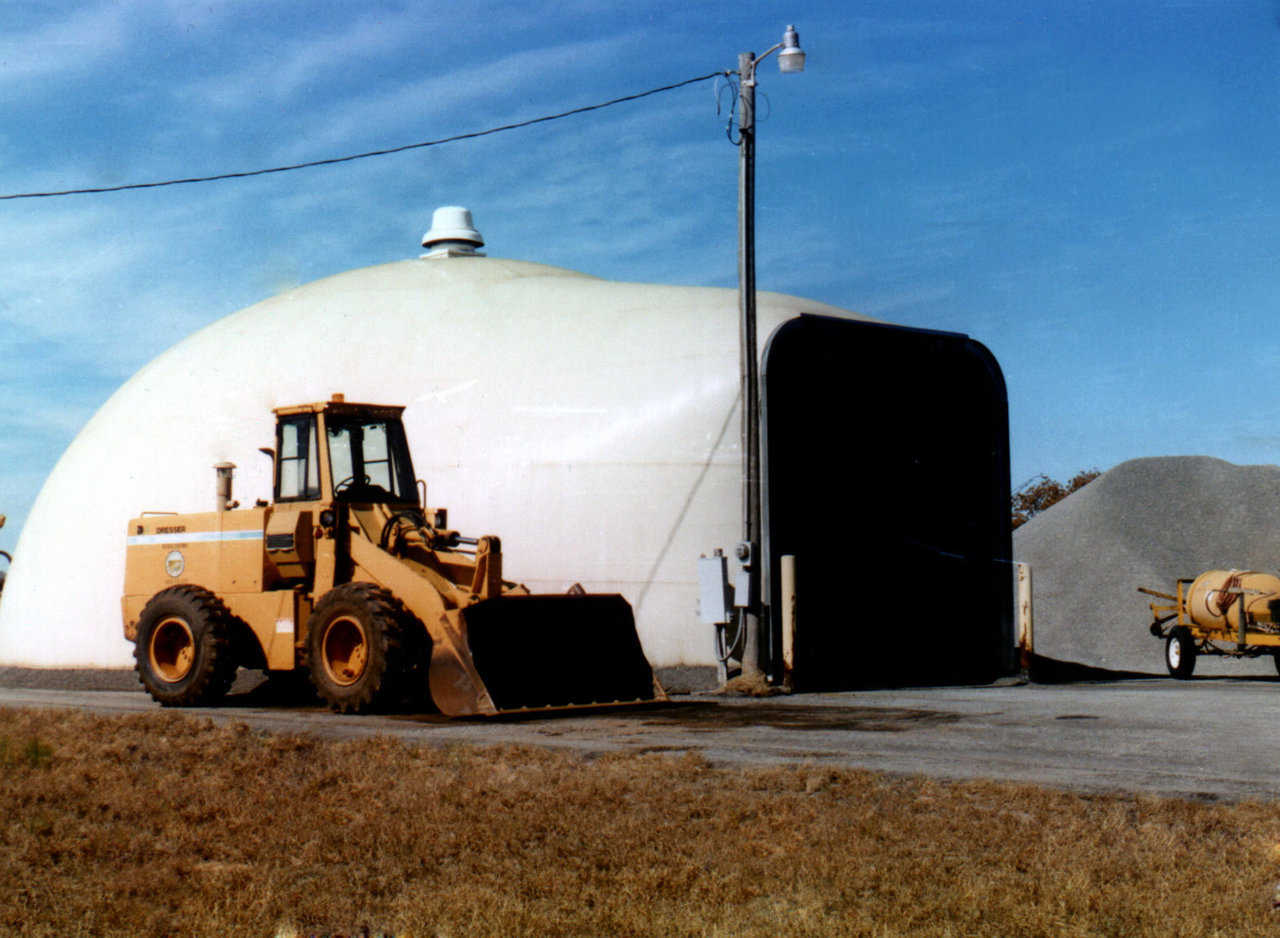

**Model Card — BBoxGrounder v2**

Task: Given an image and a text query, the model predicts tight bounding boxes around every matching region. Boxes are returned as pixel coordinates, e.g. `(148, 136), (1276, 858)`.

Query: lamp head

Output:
(778, 24), (805, 73)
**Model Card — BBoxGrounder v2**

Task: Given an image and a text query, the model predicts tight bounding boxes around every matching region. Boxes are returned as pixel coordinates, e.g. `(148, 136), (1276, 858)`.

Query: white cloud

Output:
(259, 32), (652, 163)
(0, 1), (134, 84)
(173, 8), (430, 110)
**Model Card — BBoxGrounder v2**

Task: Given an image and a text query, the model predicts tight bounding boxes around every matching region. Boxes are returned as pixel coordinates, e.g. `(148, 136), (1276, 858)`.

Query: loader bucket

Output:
(449, 593), (662, 712)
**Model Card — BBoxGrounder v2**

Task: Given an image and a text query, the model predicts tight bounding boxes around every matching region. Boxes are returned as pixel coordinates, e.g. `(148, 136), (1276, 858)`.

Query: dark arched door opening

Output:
(762, 315), (1013, 689)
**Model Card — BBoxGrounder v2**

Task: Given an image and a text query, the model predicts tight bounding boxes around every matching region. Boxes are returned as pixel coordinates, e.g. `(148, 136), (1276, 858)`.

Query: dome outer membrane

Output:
(0, 256), (864, 667)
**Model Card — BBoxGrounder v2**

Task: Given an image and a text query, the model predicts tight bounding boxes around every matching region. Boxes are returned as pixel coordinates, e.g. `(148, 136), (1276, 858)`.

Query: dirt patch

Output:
(388, 700), (964, 733)
(641, 702), (965, 733)
(718, 672), (781, 697)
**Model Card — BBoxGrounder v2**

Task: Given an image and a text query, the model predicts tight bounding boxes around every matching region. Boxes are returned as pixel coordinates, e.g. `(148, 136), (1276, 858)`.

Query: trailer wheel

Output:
(134, 585), (238, 706)
(307, 582), (408, 713)
(1165, 627), (1196, 679)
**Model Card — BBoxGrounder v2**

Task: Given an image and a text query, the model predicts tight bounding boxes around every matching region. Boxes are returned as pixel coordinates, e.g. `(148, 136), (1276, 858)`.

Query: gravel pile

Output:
(1014, 456), (1280, 676)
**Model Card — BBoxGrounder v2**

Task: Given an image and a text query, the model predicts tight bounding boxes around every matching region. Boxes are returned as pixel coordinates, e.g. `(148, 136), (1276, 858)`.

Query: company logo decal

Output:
(164, 550), (185, 577)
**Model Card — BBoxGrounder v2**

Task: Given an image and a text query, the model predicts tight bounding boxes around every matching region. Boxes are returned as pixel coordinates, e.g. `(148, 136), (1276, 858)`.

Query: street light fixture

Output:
(778, 25), (807, 73)
(735, 24), (804, 682)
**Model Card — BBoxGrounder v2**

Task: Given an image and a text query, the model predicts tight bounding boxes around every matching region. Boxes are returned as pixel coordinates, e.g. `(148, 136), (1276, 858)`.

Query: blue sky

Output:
(2, 0), (1278, 555)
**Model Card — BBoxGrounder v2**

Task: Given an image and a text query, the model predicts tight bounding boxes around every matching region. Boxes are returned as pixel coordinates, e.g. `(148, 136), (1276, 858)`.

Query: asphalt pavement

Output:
(3, 674), (1280, 802)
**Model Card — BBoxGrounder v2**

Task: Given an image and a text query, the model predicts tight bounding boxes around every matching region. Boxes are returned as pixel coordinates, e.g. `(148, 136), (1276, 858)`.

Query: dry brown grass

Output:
(1, 707), (1278, 937)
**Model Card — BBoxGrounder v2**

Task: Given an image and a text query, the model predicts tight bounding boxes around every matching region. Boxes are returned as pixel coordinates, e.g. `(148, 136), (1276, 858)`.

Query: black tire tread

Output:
(134, 584), (239, 706)
(307, 582), (425, 713)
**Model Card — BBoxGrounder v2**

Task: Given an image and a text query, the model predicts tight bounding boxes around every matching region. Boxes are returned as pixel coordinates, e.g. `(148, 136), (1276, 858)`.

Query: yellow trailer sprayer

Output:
(1140, 570), (1280, 678)
(122, 395), (665, 715)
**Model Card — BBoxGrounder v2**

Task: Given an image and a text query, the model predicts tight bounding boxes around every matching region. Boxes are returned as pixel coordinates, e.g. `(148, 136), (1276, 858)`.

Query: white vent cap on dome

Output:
(421, 205), (485, 258)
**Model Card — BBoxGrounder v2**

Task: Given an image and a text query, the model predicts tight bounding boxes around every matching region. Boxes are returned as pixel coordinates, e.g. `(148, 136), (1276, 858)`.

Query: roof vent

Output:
(421, 206), (485, 258)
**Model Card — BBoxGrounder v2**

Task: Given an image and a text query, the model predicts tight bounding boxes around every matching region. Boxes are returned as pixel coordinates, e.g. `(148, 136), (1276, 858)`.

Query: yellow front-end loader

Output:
(121, 395), (664, 715)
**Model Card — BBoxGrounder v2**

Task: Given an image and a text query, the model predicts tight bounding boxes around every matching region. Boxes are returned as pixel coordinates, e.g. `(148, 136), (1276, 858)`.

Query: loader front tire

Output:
(307, 583), (407, 713)
(134, 585), (239, 706)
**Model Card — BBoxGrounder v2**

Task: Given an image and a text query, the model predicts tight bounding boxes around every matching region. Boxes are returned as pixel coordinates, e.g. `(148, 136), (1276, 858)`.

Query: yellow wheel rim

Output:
(149, 616), (195, 683)
(321, 615), (368, 687)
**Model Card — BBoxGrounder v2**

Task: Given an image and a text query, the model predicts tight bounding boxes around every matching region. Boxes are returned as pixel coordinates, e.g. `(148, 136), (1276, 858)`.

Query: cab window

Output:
(277, 415), (320, 501)
(326, 416), (416, 503)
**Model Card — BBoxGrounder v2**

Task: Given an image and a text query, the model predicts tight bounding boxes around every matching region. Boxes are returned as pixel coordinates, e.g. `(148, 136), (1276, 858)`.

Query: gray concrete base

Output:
(654, 665), (718, 693)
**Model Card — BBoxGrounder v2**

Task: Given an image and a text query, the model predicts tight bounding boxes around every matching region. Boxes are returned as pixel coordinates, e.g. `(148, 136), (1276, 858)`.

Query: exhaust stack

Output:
(214, 462), (237, 512)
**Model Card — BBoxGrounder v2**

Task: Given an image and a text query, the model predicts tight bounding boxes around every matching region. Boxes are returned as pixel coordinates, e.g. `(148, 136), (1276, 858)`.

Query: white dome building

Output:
(1, 209), (1016, 689)
(0, 212), (858, 675)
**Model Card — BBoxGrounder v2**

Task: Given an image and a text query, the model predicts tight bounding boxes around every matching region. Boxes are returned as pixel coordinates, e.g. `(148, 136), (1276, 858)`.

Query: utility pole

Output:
(733, 26), (804, 681)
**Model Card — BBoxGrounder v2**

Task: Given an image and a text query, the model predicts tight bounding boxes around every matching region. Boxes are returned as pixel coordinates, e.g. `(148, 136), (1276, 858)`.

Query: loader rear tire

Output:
(134, 585), (239, 706)
(307, 583), (409, 713)
(1166, 626), (1196, 679)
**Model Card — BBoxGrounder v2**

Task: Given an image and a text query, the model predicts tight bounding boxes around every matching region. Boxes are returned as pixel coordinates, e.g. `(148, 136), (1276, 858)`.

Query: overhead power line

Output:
(1, 71), (724, 202)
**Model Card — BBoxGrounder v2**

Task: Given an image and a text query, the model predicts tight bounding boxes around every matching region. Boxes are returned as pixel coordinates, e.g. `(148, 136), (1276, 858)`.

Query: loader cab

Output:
(272, 398), (418, 507)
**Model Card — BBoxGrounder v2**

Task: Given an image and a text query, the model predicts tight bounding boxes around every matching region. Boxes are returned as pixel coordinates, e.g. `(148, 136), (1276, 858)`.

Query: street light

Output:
(735, 24), (804, 682)
(777, 25), (807, 73)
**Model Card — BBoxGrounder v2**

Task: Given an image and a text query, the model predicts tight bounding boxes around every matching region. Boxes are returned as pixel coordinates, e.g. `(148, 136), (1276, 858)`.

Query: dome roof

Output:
(0, 252), (863, 668)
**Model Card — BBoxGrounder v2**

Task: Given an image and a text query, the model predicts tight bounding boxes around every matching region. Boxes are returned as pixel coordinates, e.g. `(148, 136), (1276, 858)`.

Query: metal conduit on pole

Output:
(734, 26), (805, 682)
